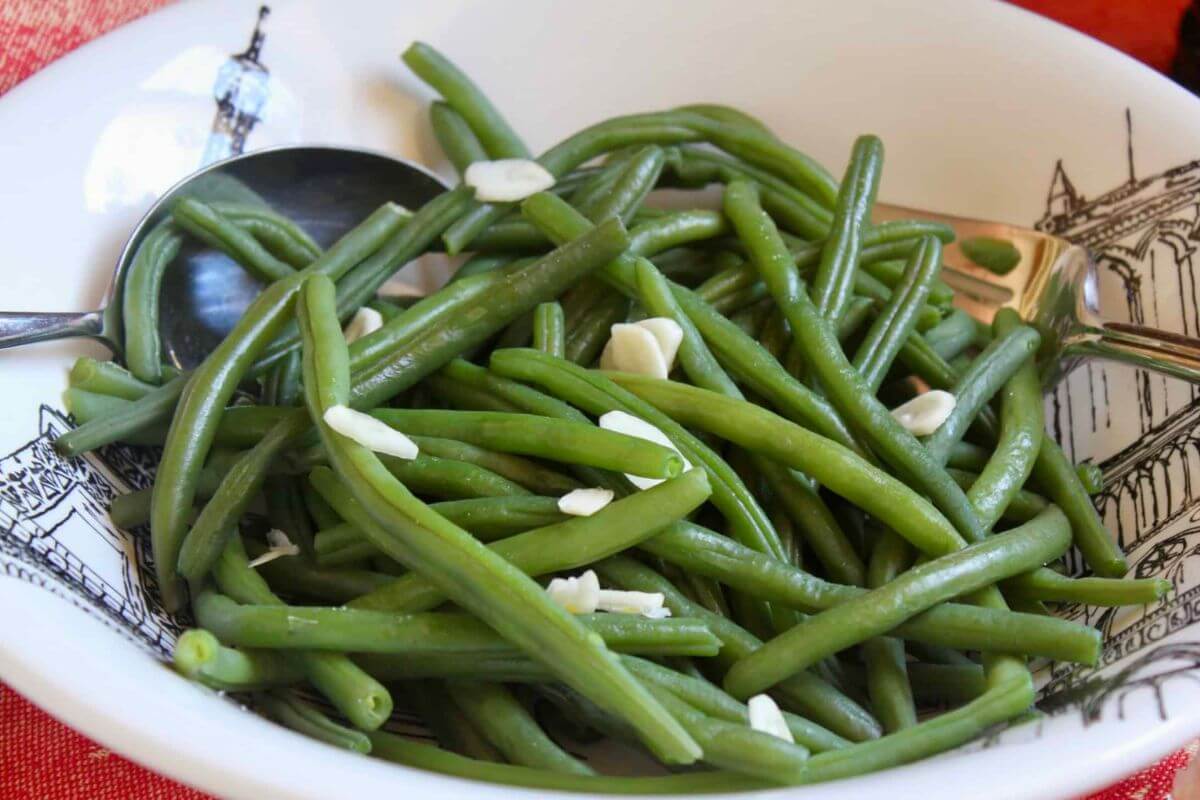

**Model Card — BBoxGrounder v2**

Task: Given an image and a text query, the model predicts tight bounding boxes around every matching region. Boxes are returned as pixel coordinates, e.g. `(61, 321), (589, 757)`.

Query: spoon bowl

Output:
(0, 145), (448, 370)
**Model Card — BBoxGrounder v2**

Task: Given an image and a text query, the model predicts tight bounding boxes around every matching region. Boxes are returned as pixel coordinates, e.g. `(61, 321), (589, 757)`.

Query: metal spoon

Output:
(874, 202), (1200, 387)
(0, 145), (448, 370)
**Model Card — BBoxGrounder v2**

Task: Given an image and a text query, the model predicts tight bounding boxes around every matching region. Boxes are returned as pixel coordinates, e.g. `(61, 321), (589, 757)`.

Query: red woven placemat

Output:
(0, 1), (1196, 798)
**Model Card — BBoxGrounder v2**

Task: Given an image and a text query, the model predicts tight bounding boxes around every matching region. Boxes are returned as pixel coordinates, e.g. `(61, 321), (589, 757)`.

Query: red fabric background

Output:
(0, 1), (1196, 798)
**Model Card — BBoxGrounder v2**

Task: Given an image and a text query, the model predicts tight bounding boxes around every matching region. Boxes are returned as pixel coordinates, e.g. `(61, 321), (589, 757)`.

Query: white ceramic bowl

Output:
(2, 1), (1200, 797)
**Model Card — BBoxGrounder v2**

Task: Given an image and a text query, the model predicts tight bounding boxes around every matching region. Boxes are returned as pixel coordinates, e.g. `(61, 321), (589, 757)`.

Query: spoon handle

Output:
(1064, 321), (1200, 384)
(0, 309), (111, 351)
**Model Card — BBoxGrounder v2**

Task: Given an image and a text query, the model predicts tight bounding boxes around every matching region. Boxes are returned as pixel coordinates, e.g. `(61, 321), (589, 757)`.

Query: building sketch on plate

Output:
(1037, 113), (1200, 706)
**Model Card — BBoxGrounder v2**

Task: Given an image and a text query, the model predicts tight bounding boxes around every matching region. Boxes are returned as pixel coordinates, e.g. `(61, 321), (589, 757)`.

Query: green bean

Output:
(1032, 440), (1127, 577)
(173, 629), (302, 691)
(368, 730), (766, 794)
(923, 308), (978, 360)
(451, 252), (514, 283)
(215, 203), (322, 268)
(722, 181), (984, 544)
(628, 211), (729, 258)
(381, 452), (532, 499)
(862, 258), (956, 309)
(62, 388), (167, 446)
(1075, 461), (1105, 495)
(196, 588), (719, 658)
(430, 100), (489, 175)
(447, 682), (594, 775)
(177, 411), (311, 582)
(121, 221), (184, 383)
(370, 409), (684, 480)
(798, 658), (1033, 783)
(172, 197), (295, 282)
(303, 484), (343, 530)
(644, 681), (811, 784)
(960, 235), (1021, 275)
(596, 556), (882, 743)
(490, 348), (786, 563)
(407, 435), (580, 495)
(256, 691), (371, 754)
(852, 236), (942, 393)
(621, 655), (849, 753)
(810, 136), (884, 319)
(152, 202), (411, 611)
(1002, 567), (1170, 606)
(923, 324), (1041, 469)
(581, 145), (665, 224)
(947, 469), (1048, 523)
(426, 373), (524, 412)
(758, 461), (866, 586)
(677, 103), (775, 136)
(533, 301), (565, 357)
(69, 359), (156, 403)
(311, 465), (709, 613)
(567, 151), (640, 217)
(862, 531), (916, 733)
(402, 42), (530, 159)
(521, 191), (863, 456)
(947, 441), (992, 473)
(297, 274), (700, 763)
(263, 474), (315, 556)
(966, 309), (1044, 531)
(211, 535), (392, 731)
(723, 506), (1077, 698)
(608, 374), (963, 556)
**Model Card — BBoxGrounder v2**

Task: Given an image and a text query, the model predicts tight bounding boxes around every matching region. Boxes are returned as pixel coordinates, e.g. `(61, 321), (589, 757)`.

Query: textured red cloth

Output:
(0, 1), (1196, 798)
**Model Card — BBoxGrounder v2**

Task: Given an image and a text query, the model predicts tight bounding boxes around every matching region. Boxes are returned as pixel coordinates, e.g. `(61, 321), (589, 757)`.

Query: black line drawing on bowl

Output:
(201, 6), (272, 166)
(0, 407), (180, 657)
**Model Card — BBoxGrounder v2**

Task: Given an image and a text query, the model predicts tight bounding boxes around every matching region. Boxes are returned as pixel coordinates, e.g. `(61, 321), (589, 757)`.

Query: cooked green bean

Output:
(197, 588), (720, 658)
(1075, 461), (1105, 495)
(256, 691), (371, 754)
(214, 202), (322, 268)
(923, 308), (978, 360)
(533, 301), (565, 357)
(402, 42), (530, 159)
(582, 145), (665, 224)
(862, 530), (917, 733)
(404, 680), (504, 762)
(121, 221), (184, 383)
(923, 323), (1041, 469)
(173, 629), (302, 691)
(297, 273), (701, 763)
(429, 100), (489, 175)
(406, 435), (580, 494)
(565, 290), (628, 365)
(863, 258), (955, 309)
(947, 469), (1048, 523)
(173, 197), (295, 282)
(244, 539), (395, 604)
(369, 409), (683, 479)
(1033, 439), (1128, 578)
(1002, 567), (1170, 606)
(810, 136), (884, 319)
(70, 357), (156, 401)
(211, 535), (393, 731)
(309, 465), (710, 613)
(447, 682), (594, 775)
(381, 452), (531, 499)
(966, 309), (1044, 531)
(723, 506), (1079, 698)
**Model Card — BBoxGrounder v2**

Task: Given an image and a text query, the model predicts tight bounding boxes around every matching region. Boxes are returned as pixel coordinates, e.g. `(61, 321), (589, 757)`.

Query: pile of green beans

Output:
(58, 40), (1157, 789)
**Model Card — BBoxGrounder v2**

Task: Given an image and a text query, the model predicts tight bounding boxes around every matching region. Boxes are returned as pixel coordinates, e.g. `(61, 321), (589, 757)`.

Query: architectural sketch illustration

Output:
(201, 6), (272, 166)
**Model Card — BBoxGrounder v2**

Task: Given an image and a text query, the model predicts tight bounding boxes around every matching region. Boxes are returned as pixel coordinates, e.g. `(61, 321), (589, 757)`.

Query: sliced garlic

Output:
(597, 588), (670, 618)
(890, 390), (957, 436)
(247, 529), (301, 568)
(557, 487), (615, 517)
(546, 569), (601, 613)
(635, 318), (683, 372)
(464, 159), (555, 202)
(342, 307), (384, 344)
(598, 410), (692, 489)
(607, 323), (670, 379)
(747, 694), (794, 743)
(323, 405), (419, 460)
